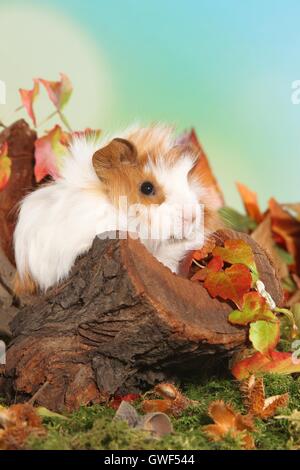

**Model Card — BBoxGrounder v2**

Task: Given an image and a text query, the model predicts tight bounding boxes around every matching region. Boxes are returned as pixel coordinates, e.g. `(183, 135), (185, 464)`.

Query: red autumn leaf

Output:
(34, 125), (68, 182)
(228, 291), (276, 325)
(232, 350), (300, 380)
(236, 182), (263, 224)
(178, 129), (224, 209)
(269, 198), (300, 276)
(212, 239), (258, 278)
(204, 264), (252, 308)
(19, 79), (39, 126)
(191, 255), (223, 281)
(0, 142), (12, 191)
(109, 393), (140, 410)
(179, 238), (216, 277)
(39, 73), (73, 110)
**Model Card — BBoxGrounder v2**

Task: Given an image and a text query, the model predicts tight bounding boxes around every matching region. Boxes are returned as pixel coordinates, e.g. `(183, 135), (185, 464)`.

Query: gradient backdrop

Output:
(0, 0), (299, 210)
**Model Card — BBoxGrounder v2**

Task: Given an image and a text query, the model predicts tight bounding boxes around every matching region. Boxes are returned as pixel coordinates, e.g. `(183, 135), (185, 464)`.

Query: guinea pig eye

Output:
(140, 181), (155, 196)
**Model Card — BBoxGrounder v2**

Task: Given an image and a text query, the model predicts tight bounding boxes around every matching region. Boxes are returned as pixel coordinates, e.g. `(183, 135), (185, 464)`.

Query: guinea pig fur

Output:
(13, 124), (221, 294)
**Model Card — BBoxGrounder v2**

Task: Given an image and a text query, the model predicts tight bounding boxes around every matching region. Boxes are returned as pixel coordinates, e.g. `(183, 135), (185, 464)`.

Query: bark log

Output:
(0, 229), (283, 412)
(0, 119), (36, 265)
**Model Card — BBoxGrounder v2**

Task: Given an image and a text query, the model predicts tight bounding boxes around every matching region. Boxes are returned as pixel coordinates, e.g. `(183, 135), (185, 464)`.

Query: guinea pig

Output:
(13, 124), (221, 295)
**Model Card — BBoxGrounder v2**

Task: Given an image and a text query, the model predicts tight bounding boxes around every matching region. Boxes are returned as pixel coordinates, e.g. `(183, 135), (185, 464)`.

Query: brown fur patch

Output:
(93, 137), (165, 207)
(13, 271), (38, 297)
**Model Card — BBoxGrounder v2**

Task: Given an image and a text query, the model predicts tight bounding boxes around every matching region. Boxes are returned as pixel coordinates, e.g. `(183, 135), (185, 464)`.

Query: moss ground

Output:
(24, 373), (300, 450)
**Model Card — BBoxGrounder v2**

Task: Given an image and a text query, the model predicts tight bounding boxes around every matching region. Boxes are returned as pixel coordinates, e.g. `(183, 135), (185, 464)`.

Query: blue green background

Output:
(1, 0), (300, 209)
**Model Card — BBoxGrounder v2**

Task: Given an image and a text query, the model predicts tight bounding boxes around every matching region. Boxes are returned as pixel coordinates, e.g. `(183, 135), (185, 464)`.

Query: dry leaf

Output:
(203, 400), (255, 449)
(269, 198), (300, 276)
(236, 182), (263, 224)
(141, 383), (196, 417)
(0, 403), (46, 450)
(178, 129), (224, 209)
(241, 375), (289, 419)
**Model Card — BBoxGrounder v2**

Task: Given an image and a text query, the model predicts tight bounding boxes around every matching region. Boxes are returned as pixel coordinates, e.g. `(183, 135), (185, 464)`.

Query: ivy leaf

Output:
(231, 350), (300, 380)
(19, 79), (39, 126)
(34, 125), (68, 182)
(228, 292), (276, 325)
(191, 256), (223, 281)
(0, 142), (12, 191)
(204, 264), (252, 308)
(39, 73), (73, 111)
(249, 320), (280, 355)
(213, 239), (258, 279)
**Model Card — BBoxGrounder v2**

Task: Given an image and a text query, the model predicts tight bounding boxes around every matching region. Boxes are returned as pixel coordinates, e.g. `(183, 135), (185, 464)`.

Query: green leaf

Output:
(228, 292), (276, 325)
(213, 239), (259, 280)
(219, 207), (257, 233)
(249, 320), (280, 355)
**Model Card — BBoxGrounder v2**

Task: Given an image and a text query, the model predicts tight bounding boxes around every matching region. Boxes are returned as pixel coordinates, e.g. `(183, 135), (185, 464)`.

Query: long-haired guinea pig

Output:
(13, 124), (221, 295)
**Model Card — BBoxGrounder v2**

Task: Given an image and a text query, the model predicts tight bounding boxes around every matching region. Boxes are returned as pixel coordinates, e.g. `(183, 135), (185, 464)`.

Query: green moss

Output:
(28, 373), (300, 450)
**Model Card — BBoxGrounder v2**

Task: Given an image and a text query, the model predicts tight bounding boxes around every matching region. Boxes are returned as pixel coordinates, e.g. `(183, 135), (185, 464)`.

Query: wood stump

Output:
(0, 229), (283, 412)
(0, 119), (36, 264)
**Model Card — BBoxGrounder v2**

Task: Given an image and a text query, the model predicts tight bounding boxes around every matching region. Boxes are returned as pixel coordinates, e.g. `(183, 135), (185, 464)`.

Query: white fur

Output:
(14, 125), (208, 291)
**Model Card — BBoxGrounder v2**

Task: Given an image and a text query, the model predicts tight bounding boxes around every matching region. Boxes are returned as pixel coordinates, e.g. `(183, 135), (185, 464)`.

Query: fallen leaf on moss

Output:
(0, 403), (46, 450)
(241, 375), (289, 419)
(203, 400), (255, 449)
(141, 383), (196, 417)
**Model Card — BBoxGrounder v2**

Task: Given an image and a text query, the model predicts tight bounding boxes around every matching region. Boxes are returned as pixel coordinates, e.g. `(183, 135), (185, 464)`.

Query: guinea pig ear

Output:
(92, 138), (138, 176)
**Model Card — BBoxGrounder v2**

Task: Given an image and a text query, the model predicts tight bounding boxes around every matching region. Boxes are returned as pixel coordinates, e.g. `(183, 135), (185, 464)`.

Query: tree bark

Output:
(0, 119), (36, 265)
(0, 228), (283, 412)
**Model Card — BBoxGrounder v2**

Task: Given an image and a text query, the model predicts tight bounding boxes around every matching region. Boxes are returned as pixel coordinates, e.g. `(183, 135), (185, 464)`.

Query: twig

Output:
(28, 381), (50, 405)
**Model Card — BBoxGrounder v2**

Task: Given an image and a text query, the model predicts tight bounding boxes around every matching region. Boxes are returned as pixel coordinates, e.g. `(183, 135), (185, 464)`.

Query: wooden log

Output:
(0, 229), (283, 412)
